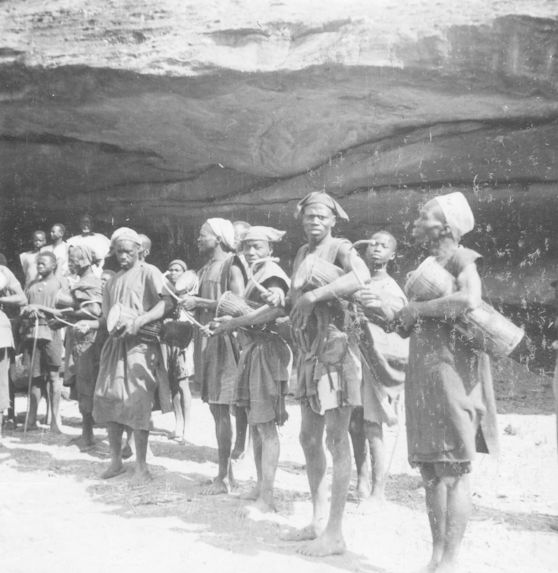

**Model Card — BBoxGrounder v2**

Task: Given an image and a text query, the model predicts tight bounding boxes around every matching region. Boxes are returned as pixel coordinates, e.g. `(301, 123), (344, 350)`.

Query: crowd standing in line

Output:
(0, 192), (537, 571)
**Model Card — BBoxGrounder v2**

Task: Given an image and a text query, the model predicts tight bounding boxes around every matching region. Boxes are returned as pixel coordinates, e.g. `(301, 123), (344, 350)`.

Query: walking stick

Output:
(23, 315), (39, 434)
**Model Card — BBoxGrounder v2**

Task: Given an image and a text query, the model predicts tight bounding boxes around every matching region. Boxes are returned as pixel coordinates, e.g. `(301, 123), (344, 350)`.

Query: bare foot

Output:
(200, 478), (230, 495)
(357, 493), (386, 514)
(50, 423), (63, 435)
(297, 531), (346, 557)
(121, 444), (133, 460)
(130, 467), (153, 486)
(240, 485), (260, 501)
(435, 559), (458, 573)
(69, 436), (95, 451)
(356, 477), (371, 501)
(231, 445), (245, 460)
(280, 524), (318, 542)
(252, 497), (277, 513)
(100, 463), (126, 480)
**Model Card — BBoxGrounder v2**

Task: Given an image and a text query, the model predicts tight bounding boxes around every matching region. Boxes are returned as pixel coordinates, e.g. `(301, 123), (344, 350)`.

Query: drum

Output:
(106, 303), (162, 343)
(456, 301), (525, 358)
(160, 320), (193, 348)
(292, 254), (344, 291)
(216, 291), (258, 318)
(404, 257), (455, 301)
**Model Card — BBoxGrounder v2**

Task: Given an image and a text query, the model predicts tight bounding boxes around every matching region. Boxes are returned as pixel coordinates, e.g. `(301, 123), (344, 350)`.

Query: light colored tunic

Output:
(0, 266), (21, 410)
(405, 248), (499, 465)
(93, 262), (171, 430)
(235, 261), (292, 425)
(358, 274), (408, 426)
(290, 237), (362, 414)
(195, 255), (245, 404)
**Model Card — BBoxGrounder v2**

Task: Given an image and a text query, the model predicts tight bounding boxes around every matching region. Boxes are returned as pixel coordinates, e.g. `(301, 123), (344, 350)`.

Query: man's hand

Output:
(396, 303), (419, 331)
(121, 317), (142, 337)
(73, 320), (91, 334)
(261, 288), (284, 308)
(23, 304), (40, 319)
(355, 285), (382, 309)
(178, 295), (197, 311)
(211, 315), (234, 336)
(290, 291), (317, 331)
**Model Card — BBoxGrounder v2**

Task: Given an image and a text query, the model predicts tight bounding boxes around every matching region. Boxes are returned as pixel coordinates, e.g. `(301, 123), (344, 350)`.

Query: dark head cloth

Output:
(294, 192), (349, 222)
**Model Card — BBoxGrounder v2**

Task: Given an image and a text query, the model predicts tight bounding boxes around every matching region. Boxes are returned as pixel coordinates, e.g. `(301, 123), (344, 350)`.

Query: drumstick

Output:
(249, 257), (280, 294)
(26, 305), (76, 327)
(161, 280), (211, 332)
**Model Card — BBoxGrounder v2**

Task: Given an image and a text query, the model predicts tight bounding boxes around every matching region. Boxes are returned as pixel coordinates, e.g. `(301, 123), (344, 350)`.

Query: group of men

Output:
(0, 191), (500, 571)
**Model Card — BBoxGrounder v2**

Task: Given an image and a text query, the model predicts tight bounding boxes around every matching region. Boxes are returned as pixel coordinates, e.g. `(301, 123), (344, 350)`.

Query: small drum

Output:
(456, 301), (525, 358)
(160, 320), (194, 348)
(404, 257), (455, 301)
(292, 255), (344, 292)
(216, 291), (258, 318)
(107, 303), (162, 343)
(0, 269), (8, 292)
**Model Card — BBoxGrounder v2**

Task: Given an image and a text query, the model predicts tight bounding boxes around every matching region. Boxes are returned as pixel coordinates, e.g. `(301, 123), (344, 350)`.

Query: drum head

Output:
(161, 321), (193, 348)
(0, 270), (8, 292)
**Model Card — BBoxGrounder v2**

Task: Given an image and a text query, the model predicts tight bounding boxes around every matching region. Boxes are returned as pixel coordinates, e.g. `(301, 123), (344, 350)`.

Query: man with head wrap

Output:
(64, 244), (102, 450)
(67, 214), (111, 277)
(92, 227), (172, 484)
(397, 192), (498, 573)
(180, 217), (246, 495)
(213, 225), (291, 513)
(281, 192), (370, 557)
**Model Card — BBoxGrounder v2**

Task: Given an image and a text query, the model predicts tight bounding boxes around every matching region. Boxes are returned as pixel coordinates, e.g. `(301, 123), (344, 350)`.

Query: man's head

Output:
(79, 214), (93, 234)
(197, 218), (235, 256)
(68, 245), (94, 275)
(32, 230), (47, 251)
(138, 234), (152, 261)
(413, 192), (474, 245)
(365, 231), (397, 268)
(110, 227), (142, 270)
(240, 226), (285, 266)
(301, 203), (336, 243)
(167, 259), (187, 285)
(36, 251), (57, 279)
(50, 223), (66, 243)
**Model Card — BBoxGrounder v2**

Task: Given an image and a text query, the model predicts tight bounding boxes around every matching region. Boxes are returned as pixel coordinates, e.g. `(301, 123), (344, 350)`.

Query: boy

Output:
(350, 231), (409, 504)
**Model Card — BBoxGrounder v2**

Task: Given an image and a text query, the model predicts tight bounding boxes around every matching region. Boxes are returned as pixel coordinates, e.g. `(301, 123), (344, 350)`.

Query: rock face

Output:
(0, 0), (557, 367)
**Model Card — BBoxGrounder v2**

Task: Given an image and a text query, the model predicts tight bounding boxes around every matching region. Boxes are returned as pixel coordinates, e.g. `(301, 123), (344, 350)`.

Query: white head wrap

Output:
(427, 192), (475, 238)
(241, 226), (286, 243)
(110, 227), (142, 247)
(205, 218), (236, 251)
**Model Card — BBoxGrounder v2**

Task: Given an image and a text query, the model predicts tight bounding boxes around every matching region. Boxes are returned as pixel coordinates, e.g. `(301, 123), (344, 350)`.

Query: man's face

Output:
(101, 272), (113, 291)
(365, 233), (396, 266)
(50, 225), (63, 242)
(114, 240), (139, 270)
(197, 223), (218, 255)
(412, 206), (444, 244)
(80, 216), (92, 233)
(33, 232), (46, 250)
(243, 239), (271, 265)
(36, 255), (55, 278)
(302, 204), (336, 242)
(167, 263), (185, 285)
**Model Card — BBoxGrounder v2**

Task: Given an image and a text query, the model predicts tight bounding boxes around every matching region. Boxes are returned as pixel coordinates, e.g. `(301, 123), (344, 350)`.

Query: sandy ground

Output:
(1, 359), (557, 573)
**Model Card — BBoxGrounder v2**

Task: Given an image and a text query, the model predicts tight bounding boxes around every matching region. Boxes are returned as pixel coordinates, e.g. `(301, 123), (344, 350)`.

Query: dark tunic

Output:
(235, 261), (291, 425)
(195, 254), (246, 404)
(405, 247), (499, 465)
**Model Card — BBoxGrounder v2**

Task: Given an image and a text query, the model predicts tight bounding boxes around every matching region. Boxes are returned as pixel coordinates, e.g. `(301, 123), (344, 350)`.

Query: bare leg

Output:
(131, 429), (152, 485)
(421, 468), (447, 572)
(46, 370), (63, 433)
(122, 427), (133, 459)
(282, 403), (327, 542)
(349, 407), (371, 500)
(27, 377), (44, 429)
(365, 421), (386, 501)
(299, 406), (352, 557)
(101, 422), (126, 479)
(437, 474), (471, 573)
(241, 426), (262, 500)
(252, 421), (279, 512)
(172, 377), (192, 442)
(201, 403), (233, 494)
(232, 406), (248, 459)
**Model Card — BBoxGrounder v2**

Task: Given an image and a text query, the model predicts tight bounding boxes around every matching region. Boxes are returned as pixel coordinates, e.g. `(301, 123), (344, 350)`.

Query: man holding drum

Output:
(213, 225), (291, 513)
(180, 218), (246, 495)
(92, 228), (172, 484)
(397, 192), (499, 573)
(281, 192), (369, 557)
